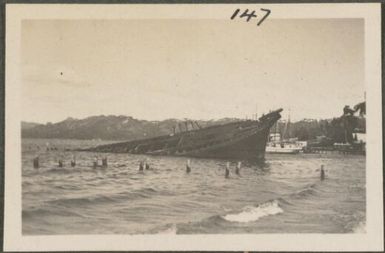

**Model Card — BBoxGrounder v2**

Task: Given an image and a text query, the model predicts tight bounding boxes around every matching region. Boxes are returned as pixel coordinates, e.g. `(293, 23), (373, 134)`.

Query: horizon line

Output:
(21, 114), (346, 125)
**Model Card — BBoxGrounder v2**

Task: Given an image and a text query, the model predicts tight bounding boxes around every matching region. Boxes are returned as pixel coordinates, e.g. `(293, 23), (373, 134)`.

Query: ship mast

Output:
(255, 103), (258, 120)
(282, 108), (291, 140)
(287, 108), (291, 139)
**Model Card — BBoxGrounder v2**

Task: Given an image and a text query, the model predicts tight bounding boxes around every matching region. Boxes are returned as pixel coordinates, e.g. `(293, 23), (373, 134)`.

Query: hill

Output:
(21, 115), (239, 141)
(21, 121), (43, 130)
(22, 114), (365, 142)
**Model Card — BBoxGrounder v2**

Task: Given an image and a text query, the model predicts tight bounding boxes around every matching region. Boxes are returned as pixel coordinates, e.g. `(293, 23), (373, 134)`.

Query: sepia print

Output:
(4, 3), (383, 251)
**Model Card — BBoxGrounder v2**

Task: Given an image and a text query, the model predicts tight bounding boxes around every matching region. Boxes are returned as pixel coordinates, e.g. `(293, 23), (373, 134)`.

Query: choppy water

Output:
(22, 138), (366, 235)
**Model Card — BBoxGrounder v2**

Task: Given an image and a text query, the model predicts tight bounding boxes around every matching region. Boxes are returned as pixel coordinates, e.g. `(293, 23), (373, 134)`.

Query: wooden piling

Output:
(33, 156), (39, 169)
(186, 159), (191, 173)
(102, 157), (108, 168)
(320, 165), (325, 181)
(235, 161), (241, 175)
(225, 162), (230, 178)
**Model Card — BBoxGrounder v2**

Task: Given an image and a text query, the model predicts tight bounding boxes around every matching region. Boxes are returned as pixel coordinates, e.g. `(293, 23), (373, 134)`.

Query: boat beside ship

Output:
(266, 111), (305, 154)
(266, 133), (303, 154)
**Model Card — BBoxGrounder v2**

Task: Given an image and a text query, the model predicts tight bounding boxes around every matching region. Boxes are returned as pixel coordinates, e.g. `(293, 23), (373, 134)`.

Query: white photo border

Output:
(4, 3), (383, 251)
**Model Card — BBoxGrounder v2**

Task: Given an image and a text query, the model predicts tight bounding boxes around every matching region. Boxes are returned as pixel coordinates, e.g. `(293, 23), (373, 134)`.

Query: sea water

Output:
(21, 138), (366, 234)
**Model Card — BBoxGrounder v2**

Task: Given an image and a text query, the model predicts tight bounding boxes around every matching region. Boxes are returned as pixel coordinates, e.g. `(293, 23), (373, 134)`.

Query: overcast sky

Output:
(21, 19), (364, 123)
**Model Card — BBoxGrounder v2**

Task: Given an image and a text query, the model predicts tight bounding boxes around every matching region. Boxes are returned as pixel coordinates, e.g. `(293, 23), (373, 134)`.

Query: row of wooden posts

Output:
(185, 159), (241, 178)
(32, 156), (241, 177)
(32, 156), (326, 180)
(33, 156), (108, 169)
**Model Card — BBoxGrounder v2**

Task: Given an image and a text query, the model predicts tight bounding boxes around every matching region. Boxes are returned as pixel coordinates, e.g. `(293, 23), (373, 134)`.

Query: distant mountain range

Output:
(21, 113), (366, 142)
(21, 121), (43, 130)
(21, 115), (239, 141)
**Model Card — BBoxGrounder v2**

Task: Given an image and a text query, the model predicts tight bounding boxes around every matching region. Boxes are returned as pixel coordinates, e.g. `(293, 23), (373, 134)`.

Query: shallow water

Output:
(22, 138), (366, 235)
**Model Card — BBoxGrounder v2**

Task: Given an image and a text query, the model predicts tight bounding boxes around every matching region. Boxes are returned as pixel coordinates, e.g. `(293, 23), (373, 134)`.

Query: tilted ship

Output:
(83, 109), (283, 161)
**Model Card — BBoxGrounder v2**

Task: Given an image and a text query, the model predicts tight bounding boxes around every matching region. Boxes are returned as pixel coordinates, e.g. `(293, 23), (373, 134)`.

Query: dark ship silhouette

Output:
(83, 109), (283, 161)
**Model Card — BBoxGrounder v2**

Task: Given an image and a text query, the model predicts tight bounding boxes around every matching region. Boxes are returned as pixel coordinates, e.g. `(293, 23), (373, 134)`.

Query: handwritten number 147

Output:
(230, 8), (271, 26)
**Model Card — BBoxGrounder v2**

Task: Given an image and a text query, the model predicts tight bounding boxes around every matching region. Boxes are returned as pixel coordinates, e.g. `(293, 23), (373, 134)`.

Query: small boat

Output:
(266, 141), (301, 154)
(266, 113), (303, 154)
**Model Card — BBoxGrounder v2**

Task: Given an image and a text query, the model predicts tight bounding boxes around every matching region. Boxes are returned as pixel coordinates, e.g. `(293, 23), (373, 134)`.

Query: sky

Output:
(21, 19), (364, 124)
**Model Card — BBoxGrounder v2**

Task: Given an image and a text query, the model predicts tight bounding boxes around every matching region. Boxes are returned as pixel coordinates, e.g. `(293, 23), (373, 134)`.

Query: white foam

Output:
(157, 224), (177, 234)
(222, 200), (283, 223)
(352, 221), (366, 233)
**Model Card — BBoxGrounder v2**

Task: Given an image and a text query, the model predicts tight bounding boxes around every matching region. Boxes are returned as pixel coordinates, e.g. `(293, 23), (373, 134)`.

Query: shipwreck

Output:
(82, 109), (283, 161)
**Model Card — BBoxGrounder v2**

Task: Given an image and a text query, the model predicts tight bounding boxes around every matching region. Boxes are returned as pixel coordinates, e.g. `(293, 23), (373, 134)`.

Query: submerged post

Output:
(102, 157), (108, 168)
(225, 162), (230, 178)
(71, 155), (76, 167)
(93, 156), (98, 169)
(186, 159), (191, 173)
(235, 161), (241, 175)
(33, 156), (39, 169)
(139, 161), (144, 171)
(320, 165), (325, 181)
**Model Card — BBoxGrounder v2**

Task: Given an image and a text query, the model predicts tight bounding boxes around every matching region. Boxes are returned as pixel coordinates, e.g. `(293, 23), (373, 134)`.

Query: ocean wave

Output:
(352, 221), (366, 233)
(45, 167), (82, 174)
(291, 184), (319, 199)
(222, 200), (283, 223)
(48, 195), (116, 206)
(22, 208), (85, 219)
(46, 187), (159, 207)
(276, 197), (293, 206)
(156, 224), (178, 234)
(53, 184), (83, 190)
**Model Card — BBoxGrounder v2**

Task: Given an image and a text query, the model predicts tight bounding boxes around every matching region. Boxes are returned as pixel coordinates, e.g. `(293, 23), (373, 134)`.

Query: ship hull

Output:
(83, 109), (282, 161)
(183, 127), (270, 160)
(266, 147), (300, 154)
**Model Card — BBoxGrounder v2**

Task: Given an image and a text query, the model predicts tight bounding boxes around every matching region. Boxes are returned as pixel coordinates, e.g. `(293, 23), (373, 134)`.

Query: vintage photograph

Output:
(4, 3), (383, 252)
(20, 17), (366, 235)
